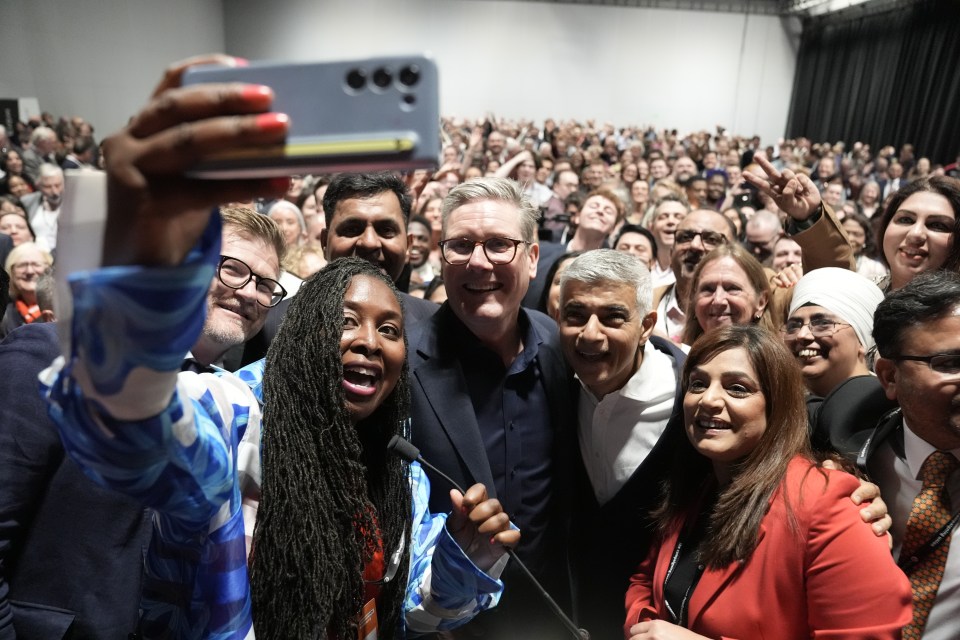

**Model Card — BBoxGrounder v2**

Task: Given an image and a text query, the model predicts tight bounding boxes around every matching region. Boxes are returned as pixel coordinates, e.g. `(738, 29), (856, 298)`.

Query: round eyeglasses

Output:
(438, 237), (530, 266)
(217, 255), (286, 308)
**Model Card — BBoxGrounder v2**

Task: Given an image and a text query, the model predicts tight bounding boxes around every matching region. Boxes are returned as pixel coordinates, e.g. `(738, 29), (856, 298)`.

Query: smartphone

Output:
(181, 55), (440, 178)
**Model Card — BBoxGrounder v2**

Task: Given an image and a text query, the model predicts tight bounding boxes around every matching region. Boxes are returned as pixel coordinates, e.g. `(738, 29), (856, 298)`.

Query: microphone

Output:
(387, 435), (590, 640)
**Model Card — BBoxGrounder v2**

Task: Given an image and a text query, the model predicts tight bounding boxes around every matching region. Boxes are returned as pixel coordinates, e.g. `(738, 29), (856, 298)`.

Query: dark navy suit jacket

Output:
(0, 323), (151, 639)
(406, 303), (577, 637)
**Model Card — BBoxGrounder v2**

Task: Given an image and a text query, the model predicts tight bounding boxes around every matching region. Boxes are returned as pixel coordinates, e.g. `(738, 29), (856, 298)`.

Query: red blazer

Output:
(625, 457), (912, 640)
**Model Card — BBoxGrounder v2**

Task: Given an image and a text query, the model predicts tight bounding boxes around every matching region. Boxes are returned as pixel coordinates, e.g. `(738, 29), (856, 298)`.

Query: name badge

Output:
(357, 598), (378, 640)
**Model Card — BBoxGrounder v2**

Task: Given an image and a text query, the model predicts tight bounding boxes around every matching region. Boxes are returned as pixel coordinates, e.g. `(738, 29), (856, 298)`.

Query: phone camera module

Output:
(398, 65), (421, 87)
(372, 68), (393, 90)
(345, 69), (366, 91)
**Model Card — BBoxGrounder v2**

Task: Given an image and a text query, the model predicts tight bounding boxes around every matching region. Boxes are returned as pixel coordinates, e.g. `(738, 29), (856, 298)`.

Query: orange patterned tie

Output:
(901, 450), (959, 639)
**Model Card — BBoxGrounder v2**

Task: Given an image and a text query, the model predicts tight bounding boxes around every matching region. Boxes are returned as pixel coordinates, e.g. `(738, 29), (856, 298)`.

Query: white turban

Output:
(789, 267), (884, 351)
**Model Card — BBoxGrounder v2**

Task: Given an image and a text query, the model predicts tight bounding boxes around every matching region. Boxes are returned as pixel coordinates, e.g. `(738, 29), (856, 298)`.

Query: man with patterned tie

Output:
(867, 270), (960, 639)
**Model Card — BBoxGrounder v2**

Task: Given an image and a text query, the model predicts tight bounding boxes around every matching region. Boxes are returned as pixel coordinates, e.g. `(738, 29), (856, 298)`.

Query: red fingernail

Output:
(255, 112), (288, 133)
(231, 57), (249, 67)
(242, 85), (272, 103)
(490, 536), (497, 545)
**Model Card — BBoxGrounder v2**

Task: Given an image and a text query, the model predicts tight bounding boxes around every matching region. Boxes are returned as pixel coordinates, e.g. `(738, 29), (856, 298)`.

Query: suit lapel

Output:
(686, 522), (766, 629)
(411, 310), (496, 492)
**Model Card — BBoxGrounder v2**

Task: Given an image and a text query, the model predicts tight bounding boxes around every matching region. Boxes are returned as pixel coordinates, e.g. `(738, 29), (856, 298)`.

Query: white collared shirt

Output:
(577, 341), (677, 505)
(874, 421), (960, 640)
(650, 261), (676, 289)
(655, 284), (686, 344)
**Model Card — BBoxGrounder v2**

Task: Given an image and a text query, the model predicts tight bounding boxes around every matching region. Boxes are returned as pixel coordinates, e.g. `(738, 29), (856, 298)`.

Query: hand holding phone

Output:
(182, 55), (440, 178)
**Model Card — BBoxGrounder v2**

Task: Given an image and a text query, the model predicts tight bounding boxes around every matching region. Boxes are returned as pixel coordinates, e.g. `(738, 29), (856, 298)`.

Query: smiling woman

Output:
(625, 325), (912, 640)
(681, 243), (772, 346)
(876, 176), (960, 291)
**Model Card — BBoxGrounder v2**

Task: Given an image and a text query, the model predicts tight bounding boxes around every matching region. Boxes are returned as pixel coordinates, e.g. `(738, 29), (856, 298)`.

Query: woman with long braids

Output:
(42, 55), (517, 640)
(245, 257), (516, 638)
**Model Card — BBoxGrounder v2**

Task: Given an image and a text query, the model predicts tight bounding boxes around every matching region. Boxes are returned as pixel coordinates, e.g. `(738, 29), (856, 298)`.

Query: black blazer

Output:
(570, 336), (686, 640)
(0, 323), (152, 639)
(406, 303), (577, 636)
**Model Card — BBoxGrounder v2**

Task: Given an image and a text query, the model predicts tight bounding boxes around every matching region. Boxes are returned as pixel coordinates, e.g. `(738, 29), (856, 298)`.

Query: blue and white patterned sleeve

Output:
(404, 461), (508, 634)
(39, 214), (260, 639)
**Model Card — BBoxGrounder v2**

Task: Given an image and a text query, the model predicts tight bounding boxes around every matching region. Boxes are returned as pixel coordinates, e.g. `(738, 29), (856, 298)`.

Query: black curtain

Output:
(786, 0), (960, 165)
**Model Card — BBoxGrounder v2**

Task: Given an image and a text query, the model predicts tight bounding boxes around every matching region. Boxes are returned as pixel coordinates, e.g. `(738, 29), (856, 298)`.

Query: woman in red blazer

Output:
(625, 325), (912, 640)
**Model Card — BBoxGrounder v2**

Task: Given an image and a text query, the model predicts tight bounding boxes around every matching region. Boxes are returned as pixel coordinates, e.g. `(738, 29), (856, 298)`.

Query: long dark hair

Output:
(250, 257), (412, 639)
(876, 175), (960, 271)
(653, 325), (812, 568)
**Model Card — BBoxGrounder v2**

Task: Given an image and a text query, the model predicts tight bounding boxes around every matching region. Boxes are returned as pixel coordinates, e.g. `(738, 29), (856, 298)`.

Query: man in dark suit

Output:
(556, 249), (685, 640)
(863, 271), (960, 639)
(408, 177), (576, 638)
(0, 322), (151, 639)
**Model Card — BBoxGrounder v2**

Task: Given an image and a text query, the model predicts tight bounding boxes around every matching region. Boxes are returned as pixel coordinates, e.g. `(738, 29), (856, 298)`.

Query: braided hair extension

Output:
(250, 257), (412, 639)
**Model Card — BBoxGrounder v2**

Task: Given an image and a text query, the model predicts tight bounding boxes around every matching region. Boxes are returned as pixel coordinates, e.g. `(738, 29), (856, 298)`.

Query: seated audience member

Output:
(565, 188), (622, 252)
(524, 188), (622, 309)
(537, 250), (582, 322)
(873, 176), (960, 292)
(267, 199), (307, 248)
(20, 164), (63, 251)
(743, 208), (782, 267)
(406, 214), (438, 287)
(1, 149), (33, 192)
(858, 179), (882, 219)
(421, 275), (447, 304)
(782, 267), (884, 399)
(556, 250), (686, 640)
(771, 235), (803, 272)
(280, 241), (326, 280)
(1, 242), (53, 338)
(0, 174), (33, 200)
(841, 211), (889, 281)
(626, 177), (650, 225)
(721, 206), (747, 241)
(625, 325), (912, 640)
(0, 210), (35, 246)
(644, 195), (689, 287)
(542, 169), (580, 241)
(680, 243), (773, 347)
(40, 57), (516, 639)
(614, 223), (657, 270)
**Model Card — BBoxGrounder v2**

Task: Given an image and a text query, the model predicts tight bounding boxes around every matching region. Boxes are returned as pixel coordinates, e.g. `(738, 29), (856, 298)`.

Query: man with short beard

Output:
(21, 164), (64, 250)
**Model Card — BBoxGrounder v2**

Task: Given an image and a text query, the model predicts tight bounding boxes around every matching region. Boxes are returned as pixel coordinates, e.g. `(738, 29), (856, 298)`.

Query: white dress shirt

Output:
(874, 421), (960, 640)
(655, 284), (686, 344)
(577, 340), (677, 505)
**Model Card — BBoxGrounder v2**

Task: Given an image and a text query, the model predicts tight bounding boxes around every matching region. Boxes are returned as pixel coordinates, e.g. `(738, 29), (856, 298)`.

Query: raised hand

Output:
(742, 153), (821, 222)
(446, 484), (519, 572)
(101, 54), (290, 267)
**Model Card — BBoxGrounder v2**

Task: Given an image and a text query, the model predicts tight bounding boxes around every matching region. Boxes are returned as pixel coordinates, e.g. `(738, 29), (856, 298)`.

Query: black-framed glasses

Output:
(217, 255), (286, 308)
(438, 237), (530, 266)
(891, 353), (960, 375)
(780, 317), (849, 338)
(674, 229), (727, 248)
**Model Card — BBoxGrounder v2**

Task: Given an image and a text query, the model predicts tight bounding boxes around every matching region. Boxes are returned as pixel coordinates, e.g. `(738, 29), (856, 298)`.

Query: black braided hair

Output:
(250, 257), (412, 639)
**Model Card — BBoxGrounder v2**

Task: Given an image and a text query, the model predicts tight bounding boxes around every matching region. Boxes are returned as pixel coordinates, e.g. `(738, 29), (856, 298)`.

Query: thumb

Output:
(447, 488), (467, 534)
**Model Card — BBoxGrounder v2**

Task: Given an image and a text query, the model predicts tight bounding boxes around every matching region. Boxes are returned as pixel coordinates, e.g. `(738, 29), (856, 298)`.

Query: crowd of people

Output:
(1, 54), (960, 640)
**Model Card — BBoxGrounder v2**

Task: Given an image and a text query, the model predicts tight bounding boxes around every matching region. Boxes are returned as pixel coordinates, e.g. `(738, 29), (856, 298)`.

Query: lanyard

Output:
(897, 510), (960, 574)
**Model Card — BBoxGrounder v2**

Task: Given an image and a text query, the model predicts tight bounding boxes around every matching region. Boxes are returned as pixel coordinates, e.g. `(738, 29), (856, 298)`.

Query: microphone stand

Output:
(388, 435), (589, 640)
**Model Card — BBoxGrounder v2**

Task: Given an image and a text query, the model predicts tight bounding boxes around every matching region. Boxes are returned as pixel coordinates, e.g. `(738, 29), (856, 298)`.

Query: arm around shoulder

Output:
(802, 467), (912, 638)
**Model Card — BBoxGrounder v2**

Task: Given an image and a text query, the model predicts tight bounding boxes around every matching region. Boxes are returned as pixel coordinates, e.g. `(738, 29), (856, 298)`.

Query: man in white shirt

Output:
(556, 249), (686, 639)
(21, 164), (64, 251)
(870, 270), (960, 639)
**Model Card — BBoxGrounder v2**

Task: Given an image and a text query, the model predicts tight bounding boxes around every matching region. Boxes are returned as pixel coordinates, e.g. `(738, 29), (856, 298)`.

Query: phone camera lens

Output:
(346, 69), (366, 91)
(398, 65), (420, 87)
(372, 68), (392, 89)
